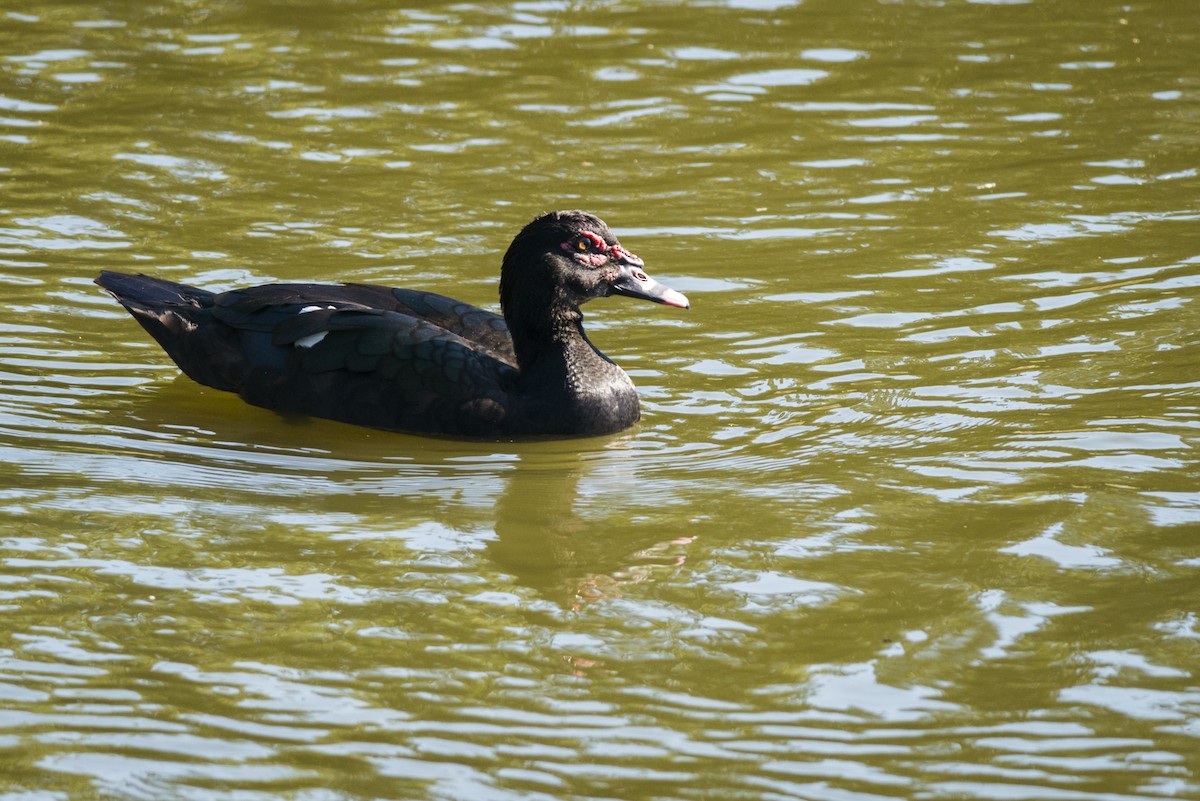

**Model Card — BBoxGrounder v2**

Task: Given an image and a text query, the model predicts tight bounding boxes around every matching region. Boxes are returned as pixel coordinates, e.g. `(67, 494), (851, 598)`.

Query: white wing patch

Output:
(295, 331), (328, 348)
(295, 305), (336, 348)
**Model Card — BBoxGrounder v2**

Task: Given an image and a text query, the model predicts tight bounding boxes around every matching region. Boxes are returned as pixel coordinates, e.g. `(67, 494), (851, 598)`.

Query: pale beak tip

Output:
(662, 289), (690, 310)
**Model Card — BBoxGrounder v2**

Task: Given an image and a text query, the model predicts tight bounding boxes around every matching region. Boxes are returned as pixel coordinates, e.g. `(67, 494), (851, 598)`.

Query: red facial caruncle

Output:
(561, 230), (641, 268)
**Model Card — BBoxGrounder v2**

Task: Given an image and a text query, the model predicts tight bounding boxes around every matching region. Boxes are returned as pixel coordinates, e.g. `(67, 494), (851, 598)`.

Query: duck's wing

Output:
(211, 300), (520, 436)
(213, 283), (514, 366)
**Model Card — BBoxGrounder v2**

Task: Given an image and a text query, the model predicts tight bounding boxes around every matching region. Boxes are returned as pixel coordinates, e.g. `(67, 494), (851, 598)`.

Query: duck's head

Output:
(500, 210), (689, 324)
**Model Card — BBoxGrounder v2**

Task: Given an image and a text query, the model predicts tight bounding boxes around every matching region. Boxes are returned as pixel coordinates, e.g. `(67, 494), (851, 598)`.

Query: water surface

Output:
(2, 1), (1199, 799)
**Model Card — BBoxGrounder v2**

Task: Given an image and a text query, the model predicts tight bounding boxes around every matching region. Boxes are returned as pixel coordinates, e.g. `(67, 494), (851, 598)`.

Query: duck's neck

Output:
(505, 299), (640, 435)
(509, 303), (616, 388)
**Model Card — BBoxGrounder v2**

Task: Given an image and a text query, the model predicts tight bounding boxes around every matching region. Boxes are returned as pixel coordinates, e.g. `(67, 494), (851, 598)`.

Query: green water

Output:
(2, 2), (1199, 799)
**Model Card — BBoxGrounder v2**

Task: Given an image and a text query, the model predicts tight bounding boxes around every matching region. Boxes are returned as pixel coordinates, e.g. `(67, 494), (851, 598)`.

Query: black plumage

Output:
(96, 210), (689, 438)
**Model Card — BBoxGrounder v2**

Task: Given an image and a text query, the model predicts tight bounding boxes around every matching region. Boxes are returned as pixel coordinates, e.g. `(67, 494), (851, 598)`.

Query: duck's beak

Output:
(609, 253), (690, 309)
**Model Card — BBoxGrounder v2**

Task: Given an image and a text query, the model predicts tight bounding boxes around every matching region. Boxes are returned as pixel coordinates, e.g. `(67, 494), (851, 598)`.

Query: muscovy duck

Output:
(96, 210), (689, 438)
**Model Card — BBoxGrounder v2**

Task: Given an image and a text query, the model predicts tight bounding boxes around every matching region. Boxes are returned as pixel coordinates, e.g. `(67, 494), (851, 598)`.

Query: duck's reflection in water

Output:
(489, 446), (694, 609)
(102, 376), (693, 611)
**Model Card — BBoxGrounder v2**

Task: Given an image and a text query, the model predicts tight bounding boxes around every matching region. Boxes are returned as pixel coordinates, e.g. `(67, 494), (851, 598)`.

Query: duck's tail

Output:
(96, 271), (242, 392)
(96, 270), (216, 313)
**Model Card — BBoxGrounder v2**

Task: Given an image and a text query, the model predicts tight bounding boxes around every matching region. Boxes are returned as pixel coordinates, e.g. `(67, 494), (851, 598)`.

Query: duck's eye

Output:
(574, 230), (609, 253)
